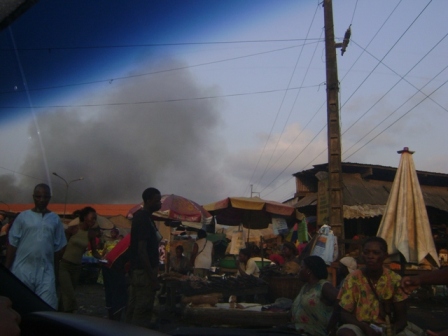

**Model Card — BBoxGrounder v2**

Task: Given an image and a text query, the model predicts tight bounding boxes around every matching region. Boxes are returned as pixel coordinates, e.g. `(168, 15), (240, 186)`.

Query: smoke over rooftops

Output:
(5, 59), (230, 204)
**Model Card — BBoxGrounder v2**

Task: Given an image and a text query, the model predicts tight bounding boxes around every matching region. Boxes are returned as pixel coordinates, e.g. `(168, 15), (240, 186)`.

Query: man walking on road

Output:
(5, 183), (67, 309)
(126, 187), (162, 329)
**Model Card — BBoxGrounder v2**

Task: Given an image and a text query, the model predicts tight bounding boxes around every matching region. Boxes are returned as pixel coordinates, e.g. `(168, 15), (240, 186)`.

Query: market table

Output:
(182, 302), (290, 328)
(178, 275), (270, 306)
(219, 284), (269, 304)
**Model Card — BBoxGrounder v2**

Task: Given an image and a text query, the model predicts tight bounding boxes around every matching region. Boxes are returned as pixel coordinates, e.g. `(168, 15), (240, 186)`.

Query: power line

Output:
(339, 0), (432, 115)
(0, 84), (323, 109)
(346, 37), (448, 116)
(266, 15), (443, 197)
(0, 38), (325, 52)
(0, 41), (321, 95)
(262, 176), (295, 199)
(343, 63), (448, 160)
(2, 2), (444, 205)
(252, 3), (322, 192)
(0, 165), (45, 183)
(344, 77), (448, 161)
(256, 97), (327, 191)
(255, 0), (389, 195)
(255, 1), (409, 197)
(259, 123), (326, 194)
(339, 0), (403, 84)
(242, 2), (321, 197)
(245, 0), (437, 199)
(341, 35), (448, 157)
(262, 125), (327, 199)
(350, 0), (359, 25)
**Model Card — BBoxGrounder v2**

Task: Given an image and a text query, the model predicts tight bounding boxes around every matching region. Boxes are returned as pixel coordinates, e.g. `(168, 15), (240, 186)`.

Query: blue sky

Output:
(0, 0), (447, 206)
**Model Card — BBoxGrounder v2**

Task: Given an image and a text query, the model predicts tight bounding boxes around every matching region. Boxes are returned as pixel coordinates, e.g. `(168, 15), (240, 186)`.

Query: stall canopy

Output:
(203, 196), (295, 230)
(127, 194), (212, 229)
(377, 147), (440, 267)
(108, 215), (131, 229)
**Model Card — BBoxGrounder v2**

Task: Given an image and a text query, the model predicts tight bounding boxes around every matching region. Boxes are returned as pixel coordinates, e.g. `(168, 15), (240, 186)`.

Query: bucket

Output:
(219, 255), (237, 269)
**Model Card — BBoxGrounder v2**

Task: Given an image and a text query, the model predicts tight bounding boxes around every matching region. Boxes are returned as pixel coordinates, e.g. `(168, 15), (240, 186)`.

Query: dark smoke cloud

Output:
(3, 59), (234, 205)
(0, 173), (21, 203)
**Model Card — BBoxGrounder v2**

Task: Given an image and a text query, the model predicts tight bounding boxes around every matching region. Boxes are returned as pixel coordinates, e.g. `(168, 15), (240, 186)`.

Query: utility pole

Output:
(323, 0), (344, 247)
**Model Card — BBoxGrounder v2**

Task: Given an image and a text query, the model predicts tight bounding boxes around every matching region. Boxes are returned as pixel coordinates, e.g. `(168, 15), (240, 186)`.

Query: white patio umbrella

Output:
(377, 147), (440, 267)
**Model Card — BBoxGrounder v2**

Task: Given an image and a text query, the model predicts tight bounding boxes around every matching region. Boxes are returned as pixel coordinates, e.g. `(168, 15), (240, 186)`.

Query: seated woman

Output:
(337, 237), (410, 336)
(236, 248), (260, 277)
(282, 241), (299, 262)
(282, 241), (300, 274)
(291, 255), (338, 336)
(169, 245), (191, 275)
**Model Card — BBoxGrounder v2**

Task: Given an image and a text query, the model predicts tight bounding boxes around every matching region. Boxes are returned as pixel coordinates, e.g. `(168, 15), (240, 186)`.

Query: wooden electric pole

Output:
(323, 0), (344, 246)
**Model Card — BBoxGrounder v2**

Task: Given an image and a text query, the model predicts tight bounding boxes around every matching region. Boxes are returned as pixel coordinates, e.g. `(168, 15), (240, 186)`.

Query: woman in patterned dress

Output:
(337, 237), (410, 336)
(291, 255), (339, 335)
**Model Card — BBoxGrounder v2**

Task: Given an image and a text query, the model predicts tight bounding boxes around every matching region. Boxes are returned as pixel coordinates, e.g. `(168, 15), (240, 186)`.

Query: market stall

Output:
(183, 302), (290, 328)
(170, 273), (269, 303)
(176, 274), (288, 328)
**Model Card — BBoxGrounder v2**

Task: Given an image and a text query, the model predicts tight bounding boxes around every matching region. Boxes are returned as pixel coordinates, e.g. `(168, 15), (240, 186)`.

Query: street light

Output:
(52, 172), (84, 219)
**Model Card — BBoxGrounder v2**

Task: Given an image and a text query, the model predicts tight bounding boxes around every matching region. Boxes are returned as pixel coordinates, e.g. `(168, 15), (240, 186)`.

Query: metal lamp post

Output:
(52, 172), (84, 219)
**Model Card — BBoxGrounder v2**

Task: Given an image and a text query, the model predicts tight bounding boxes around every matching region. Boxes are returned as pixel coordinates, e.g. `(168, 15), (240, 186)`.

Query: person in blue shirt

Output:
(5, 183), (67, 309)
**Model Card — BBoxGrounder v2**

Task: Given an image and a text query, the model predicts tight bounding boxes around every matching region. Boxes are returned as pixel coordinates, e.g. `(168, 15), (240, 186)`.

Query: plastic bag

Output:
(311, 225), (338, 265)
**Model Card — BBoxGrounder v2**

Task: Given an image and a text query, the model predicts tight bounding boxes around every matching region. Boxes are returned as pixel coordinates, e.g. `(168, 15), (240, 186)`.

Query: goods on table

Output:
(260, 263), (300, 277)
(183, 302), (290, 327)
(181, 293), (222, 307)
(181, 275), (267, 297)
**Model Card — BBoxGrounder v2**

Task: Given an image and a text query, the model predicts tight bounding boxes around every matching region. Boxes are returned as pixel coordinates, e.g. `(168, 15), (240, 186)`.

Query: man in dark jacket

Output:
(125, 187), (162, 328)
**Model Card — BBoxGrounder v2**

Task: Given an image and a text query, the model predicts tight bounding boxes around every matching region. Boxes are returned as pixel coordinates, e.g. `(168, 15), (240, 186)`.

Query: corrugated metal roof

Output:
(421, 185), (448, 212)
(342, 174), (390, 205)
(294, 173), (448, 217)
(294, 194), (318, 207)
(343, 204), (385, 219)
(294, 162), (448, 187)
